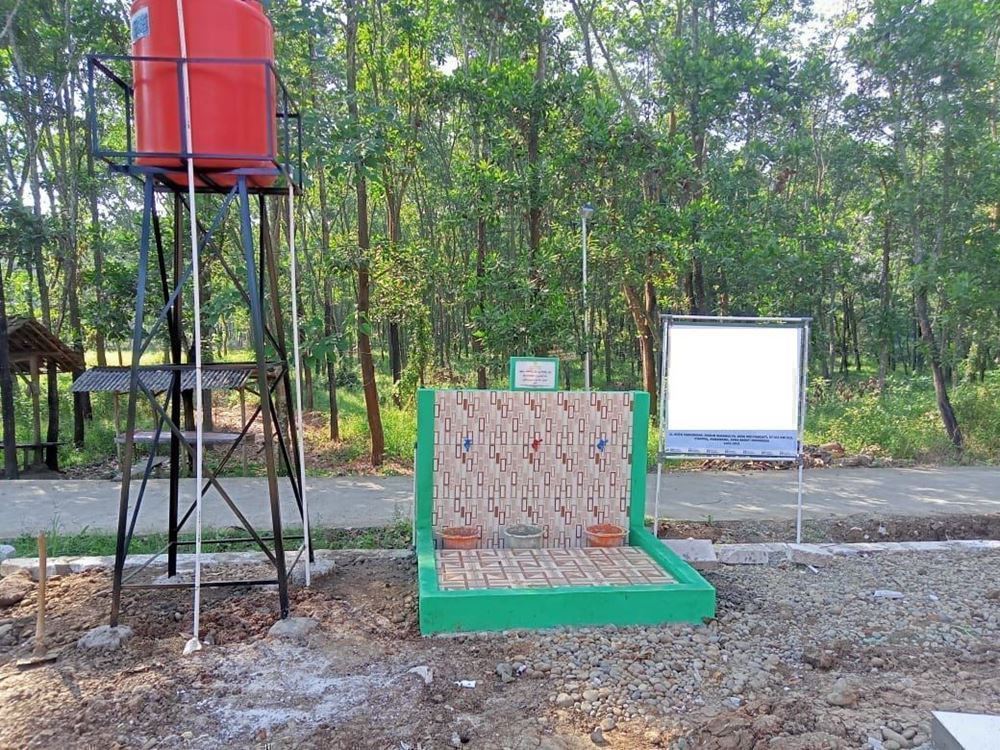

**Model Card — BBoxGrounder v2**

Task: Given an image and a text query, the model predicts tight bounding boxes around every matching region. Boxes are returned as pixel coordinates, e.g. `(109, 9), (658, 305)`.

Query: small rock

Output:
(450, 732), (462, 748)
(820, 441), (845, 457)
(267, 617), (319, 642)
(825, 677), (858, 707)
(181, 731), (194, 740)
(873, 590), (904, 600)
(881, 727), (907, 746)
(590, 728), (605, 745)
(555, 692), (574, 708)
(407, 665), (433, 685)
(803, 646), (838, 670)
(600, 717), (616, 732)
(77, 625), (134, 652)
(0, 573), (32, 608)
(0, 544), (15, 561)
(495, 662), (514, 683)
(723, 696), (742, 709)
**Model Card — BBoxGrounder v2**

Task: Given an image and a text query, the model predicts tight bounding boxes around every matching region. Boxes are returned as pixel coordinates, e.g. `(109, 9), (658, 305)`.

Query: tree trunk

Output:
(58, 79), (88, 444)
(915, 291), (962, 447)
(877, 214), (892, 392)
(87, 119), (107, 367)
(892, 83), (962, 449)
(623, 282), (658, 418)
(42, 362), (58, 470)
(385, 185), (404, 405)
(317, 167), (341, 441)
(473, 214), (487, 389)
(347, 0), (384, 466)
(526, 17), (546, 345)
(303, 362), (314, 411)
(0, 263), (18, 478)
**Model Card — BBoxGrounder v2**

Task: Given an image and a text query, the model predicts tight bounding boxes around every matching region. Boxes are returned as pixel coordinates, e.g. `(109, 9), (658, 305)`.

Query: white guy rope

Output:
(175, 0), (204, 656)
(288, 182), (311, 585)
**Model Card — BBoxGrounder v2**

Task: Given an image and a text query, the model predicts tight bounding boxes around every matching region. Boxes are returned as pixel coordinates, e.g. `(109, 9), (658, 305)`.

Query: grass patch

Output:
(2, 521), (413, 559)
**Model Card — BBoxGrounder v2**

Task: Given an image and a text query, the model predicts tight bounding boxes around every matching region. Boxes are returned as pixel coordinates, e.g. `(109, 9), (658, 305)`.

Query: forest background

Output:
(1, 0), (998, 475)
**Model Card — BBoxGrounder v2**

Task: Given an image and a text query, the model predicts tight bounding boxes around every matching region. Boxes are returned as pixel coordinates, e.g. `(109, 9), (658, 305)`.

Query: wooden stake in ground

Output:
(18, 532), (56, 668)
(34, 532), (47, 656)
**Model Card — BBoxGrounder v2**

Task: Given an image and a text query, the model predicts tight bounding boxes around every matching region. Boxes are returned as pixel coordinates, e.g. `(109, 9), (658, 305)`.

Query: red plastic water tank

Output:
(130, 0), (278, 187)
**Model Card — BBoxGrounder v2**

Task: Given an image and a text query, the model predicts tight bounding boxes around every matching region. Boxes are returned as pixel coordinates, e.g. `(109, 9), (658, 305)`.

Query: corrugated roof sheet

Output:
(72, 366), (253, 393)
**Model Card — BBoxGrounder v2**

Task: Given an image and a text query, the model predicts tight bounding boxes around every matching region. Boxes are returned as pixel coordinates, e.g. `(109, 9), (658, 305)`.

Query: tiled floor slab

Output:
(436, 546), (675, 590)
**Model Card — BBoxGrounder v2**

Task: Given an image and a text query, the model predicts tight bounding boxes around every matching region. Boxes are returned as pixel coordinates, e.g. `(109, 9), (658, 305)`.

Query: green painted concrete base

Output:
(418, 528), (716, 635)
(415, 388), (716, 635)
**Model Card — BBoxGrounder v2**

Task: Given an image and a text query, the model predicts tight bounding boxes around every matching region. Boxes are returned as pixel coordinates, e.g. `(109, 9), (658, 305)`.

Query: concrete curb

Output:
(0, 547), (414, 580)
(2, 540), (996, 578)
(709, 539), (1000, 566)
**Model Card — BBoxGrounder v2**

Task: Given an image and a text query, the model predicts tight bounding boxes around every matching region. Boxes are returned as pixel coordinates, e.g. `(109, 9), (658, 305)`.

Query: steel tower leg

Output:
(260, 197), (310, 559)
(111, 176), (154, 627)
(238, 177), (289, 618)
(168, 194), (183, 577)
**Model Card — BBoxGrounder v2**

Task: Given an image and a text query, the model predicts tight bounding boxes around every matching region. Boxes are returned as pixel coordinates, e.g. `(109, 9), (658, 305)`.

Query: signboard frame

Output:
(653, 315), (812, 542)
(508, 356), (560, 391)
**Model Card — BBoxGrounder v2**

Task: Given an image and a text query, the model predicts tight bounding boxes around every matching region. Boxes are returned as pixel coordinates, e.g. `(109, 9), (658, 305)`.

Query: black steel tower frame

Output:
(87, 54), (310, 625)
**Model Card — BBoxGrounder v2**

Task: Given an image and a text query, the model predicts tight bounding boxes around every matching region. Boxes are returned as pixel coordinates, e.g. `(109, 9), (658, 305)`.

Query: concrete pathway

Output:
(0, 467), (997, 537)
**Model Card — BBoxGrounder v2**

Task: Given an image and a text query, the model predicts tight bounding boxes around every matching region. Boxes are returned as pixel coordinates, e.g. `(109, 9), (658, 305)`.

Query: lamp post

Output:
(580, 203), (595, 391)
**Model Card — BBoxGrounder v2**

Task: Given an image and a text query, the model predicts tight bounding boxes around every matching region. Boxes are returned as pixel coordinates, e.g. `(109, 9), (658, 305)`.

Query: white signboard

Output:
(510, 357), (559, 390)
(665, 323), (804, 458)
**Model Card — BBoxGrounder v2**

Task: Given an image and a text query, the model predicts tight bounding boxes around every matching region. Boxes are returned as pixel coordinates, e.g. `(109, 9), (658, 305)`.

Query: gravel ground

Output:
(0, 547), (998, 749)
(520, 549), (1000, 749)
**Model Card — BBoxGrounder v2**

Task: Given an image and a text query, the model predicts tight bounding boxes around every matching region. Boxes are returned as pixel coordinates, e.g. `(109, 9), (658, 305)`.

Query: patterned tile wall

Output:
(432, 390), (636, 548)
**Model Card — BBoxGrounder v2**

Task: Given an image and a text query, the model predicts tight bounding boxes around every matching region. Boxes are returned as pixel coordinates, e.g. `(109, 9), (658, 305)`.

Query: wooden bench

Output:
(0, 441), (66, 470)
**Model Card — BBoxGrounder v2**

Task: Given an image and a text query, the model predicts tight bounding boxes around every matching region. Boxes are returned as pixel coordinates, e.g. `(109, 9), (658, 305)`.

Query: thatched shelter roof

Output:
(6, 317), (85, 373)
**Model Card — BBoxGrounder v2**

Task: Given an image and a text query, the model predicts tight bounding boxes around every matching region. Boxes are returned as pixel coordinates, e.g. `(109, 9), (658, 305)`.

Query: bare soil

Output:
(657, 512), (1000, 544)
(1, 548), (998, 749)
(0, 555), (584, 750)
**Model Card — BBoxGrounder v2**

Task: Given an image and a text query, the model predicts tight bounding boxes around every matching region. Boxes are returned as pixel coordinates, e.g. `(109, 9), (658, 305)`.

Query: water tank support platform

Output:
(108, 173), (310, 627)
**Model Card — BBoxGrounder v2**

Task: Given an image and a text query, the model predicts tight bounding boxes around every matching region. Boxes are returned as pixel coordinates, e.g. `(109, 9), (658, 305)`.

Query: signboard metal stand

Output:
(654, 315), (811, 544)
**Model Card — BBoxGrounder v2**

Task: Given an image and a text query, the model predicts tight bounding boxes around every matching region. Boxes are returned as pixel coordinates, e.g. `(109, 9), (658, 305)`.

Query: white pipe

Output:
(653, 316), (669, 540)
(175, 0), (204, 656)
(288, 183), (310, 585)
(795, 321), (811, 544)
(795, 462), (804, 545)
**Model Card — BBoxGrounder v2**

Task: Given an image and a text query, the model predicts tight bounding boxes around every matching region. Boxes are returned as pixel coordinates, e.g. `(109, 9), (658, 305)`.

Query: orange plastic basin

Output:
(440, 526), (481, 550)
(585, 523), (627, 548)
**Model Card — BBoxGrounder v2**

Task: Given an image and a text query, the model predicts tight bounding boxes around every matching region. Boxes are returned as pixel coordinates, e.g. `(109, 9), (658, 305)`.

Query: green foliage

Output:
(807, 373), (1000, 462)
(1, 0), (997, 473)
